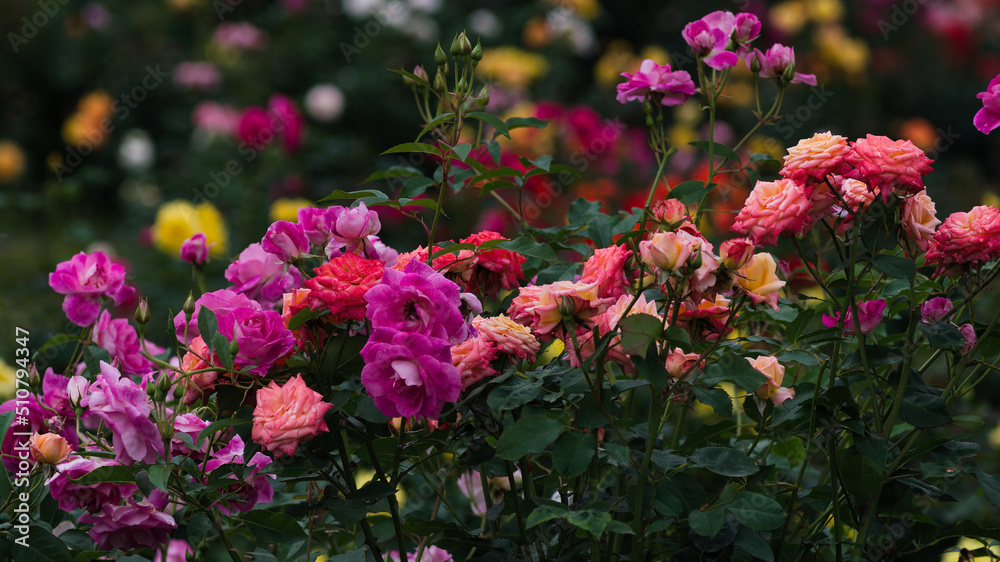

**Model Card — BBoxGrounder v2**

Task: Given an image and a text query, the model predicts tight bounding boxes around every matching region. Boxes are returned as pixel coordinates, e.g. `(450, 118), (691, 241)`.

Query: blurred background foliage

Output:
(2, 0), (1000, 373)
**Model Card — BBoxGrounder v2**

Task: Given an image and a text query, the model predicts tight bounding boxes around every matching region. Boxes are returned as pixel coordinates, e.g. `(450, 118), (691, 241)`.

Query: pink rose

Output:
(472, 314), (539, 361)
(780, 132), (852, 185)
(733, 13), (761, 47)
(749, 44), (816, 85)
(451, 335), (498, 390)
(822, 299), (886, 336)
(49, 251), (135, 327)
(846, 135), (933, 199)
(88, 362), (164, 465)
(79, 500), (176, 551)
(665, 349), (704, 380)
(46, 456), (137, 513)
(581, 244), (634, 300)
(639, 230), (701, 272)
(732, 179), (813, 246)
(508, 280), (610, 338)
(920, 297), (953, 324)
(180, 233), (213, 266)
(217, 306), (296, 376)
(960, 323), (976, 355)
(720, 238), (755, 269)
(225, 243), (302, 309)
(747, 356), (795, 406)
(925, 205), (1000, 276)
(682, 12), (739, 70)
(252, 374), (333, 457)
(261, 220), (309, 262)
(92, 310), (162, 377)
(901, 192), (941, 252)
(652, 199), (689, 226)
(616, 60), (697, 107)
(305, 252), (385, 324)
(974, 74), (1000, 134)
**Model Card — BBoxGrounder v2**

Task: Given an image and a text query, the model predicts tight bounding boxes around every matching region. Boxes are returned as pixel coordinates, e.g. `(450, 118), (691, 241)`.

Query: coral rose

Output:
(780, 132), (852, 185)
(846, 135), (933, 199)
(747, 356), (795, 406)
(925, 205), (1000, 276)
(305, 252), (384, 324)
(731, 179), (813, 246)
(252, 374), (333, 457)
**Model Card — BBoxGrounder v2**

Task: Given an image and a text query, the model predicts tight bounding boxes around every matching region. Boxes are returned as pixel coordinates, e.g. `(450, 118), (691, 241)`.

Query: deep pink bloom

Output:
(42, 369), (75, 417)
(925, 205), (1000, 276)
(298, 206), (337, 246)
(974, 74), (1000, 134)
(360, 329), (462, 419)
(79, 500), (176, 551)
(49, 251), (135, 327)
(581, 244), (633, 300)
(252, 374), (333, 457)
(733, 13), (761, 46)
(365, 259), (471, 345)
(87, 361), (164, 465)
(225, 243), (302, 309)
(616, 60), (697, 107)
(822, 299), (886, 336)
(46, 456), (138, 513)
(920, 297), (953, 324)
(173, 288), (261, 343)
(92, 310), (163, 377)
(204, 434), (275, 513)
(750, 44), (816, 85)
(236, 95), (303, 153)
(846, 135), (934, 199)
(262, 220), (310, 262)
(326, 202), (382, 257)
(268, 94), (304, 153)
(171, 413), (211, 458)
(387, 546), (455, 562)
(960, 323), (976, 354)
(217, 307), (296, 376)
(180, 233), (213, 266)
(682, 12), (739, 70)
(731, 179), (813, 245)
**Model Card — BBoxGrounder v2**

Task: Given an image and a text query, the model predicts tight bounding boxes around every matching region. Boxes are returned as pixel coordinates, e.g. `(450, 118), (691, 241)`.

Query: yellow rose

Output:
(151, 200), (229, 258)
(0, 359), (15, 401)
(736, 253), (785, 310)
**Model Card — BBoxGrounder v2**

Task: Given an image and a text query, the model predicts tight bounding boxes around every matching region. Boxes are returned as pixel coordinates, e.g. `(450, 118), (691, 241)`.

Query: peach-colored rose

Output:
(564, 294), (660, 371)
(508, 281), (610, 338)
(651, 199), (689, 226)
(473, 314), (539, 361)
(720, 238), (755, 270)
(678, 295), (734, 340)
(639, 230), (701, 272)
(252, 374), (333, 457)
(451, 336), (498, 390)
(846, 134), (933, 199)
(900, 192), (941, 252)
(747, 355), (794, 406)
(30, 433), (73, 464)
(732, 178), (813, 246)
(780, 131), (852, 184)
(735, 253), (785, 311)
(581, 244), (634, 300)
(926, 205), (1000, 276)
(665, 349), (703, 380)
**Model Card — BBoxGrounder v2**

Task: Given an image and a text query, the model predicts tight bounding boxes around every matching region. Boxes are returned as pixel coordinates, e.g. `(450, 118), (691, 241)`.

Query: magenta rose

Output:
(49, 251), (135, 327)
(87, 361), (164, 465)
(225, 243), (302, 309)
(682, 11), (738, 70)
(298, 205), (338, 247)
(360, 329), (462, 419)
(920, 297), (953, 324)
(365, 259), (471, 345)
(92, 310), (163, 377)
(46, 456), (137, 513)
(180, 233), (213, 266)
(261, 220), (309, 262)
(173, 288), (261, 344)
(616, 60), (697, 107)
(204, 435), (275, 514)
(79, 500), (176, 551)
(218, 306), (296, 376)
(749, 44), (816, 85)
(975, 73), (1000, 134)
(822, 299), (886, 336)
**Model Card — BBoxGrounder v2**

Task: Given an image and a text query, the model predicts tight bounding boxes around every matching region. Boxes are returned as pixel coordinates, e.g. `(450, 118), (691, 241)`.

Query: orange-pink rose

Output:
(732, 179), (813, 246)
(926, 205), (1000, 276)
(901, 192), (941, 252)
(780, 131), (852, 185)
(508, 281), (610, 338)
(639, 231), (701, 272)
(252, 374), (333, 457)
(30, 433), (73, 464)
(846, 134), (933, 199)
(747, 355), (795, 406)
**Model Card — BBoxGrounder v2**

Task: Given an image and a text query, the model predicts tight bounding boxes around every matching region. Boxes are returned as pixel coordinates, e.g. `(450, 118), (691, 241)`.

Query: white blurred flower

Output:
(409, 0), (441, 12)
(549, 12), (596, 56)
(469, 9), (501, 38)
(118, 129), (155, 172)
(342, 0), (384, 19)
(305, 84), (346, 123)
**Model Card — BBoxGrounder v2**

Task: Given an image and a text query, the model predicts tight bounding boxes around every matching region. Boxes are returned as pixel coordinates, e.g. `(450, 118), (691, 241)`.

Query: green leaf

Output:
(529, 155), (553, 172)
(147, 464), (170, 492)
(918, 322), (967, 351)
(13, 526), (73, 562)
(324, 496), (367, 528)
(689, 140), (740, 162)
(690, 447), (758, 477)
(399, 176), (436, 199)
(328, 548), (367, 562)
(689, 508), (726, 538)
(727, 492), (785, 531)
(733, 526), (775, 561)
(356, 395), (392, 424)
(213, 332), (233, 371)
(197, 417), (251, 445)
(73, 553), (109, 562)
(467, 111), (511, 139)
(487, 140), (502, 164)
(288, 307), (324, 330)
(619, 313), (662, 358)
(198, 308), (219, 351)
(586, 216), (612, 248)
(446, 142), (473, 162)
(496, 415), (565, 460)
(497, 237), (559, 262)
(382, 142), (444, 157)
(749, 153), (780, 165)
(319, 189), (390, 203)
(71, 464), (142, 486)
(362, 167), (422, 183)
(552, 432), (597, 477)
(526, 504), (569, 528)
(567, 198), (603, 224)
(700, 355), (768, 394)
(976, 471), (1000, 510)
(567, 509), (613, 536)
(506, 116), (549, 130)
(240, 510), (307, 544)
(872, 254), (916, 280)
(667, 180), (710, 205)
(36, 333), (82, 356)
(693, 387), (733, 419)
(487, 379), (544, 414)
(900, 385), (951, 429)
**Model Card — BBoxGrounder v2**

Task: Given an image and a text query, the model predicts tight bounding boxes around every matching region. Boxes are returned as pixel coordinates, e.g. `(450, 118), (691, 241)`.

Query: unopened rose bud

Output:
(456, 31), (472, 56)
(450, 35), (461, 56)
(433, 70), (447, 92)
(471, 38), (483, 62)
(651, 199), (689, 227)
(155, 371), (172, 396)
(183, 291), (196, 318)
(434, 43), (447, 66)
(135, 298), (151, 325)
(413, 65), (429, 84)
(720, 238), (755, 270)
(30, 432), (73, 464)
(67, 375), (90, 408)
(642, 98), (654, 115)
(748, 51), (762, 74)
(229, 338), (240, 358)
(457, 76), (467, 93)
(781, 62), (796, 83)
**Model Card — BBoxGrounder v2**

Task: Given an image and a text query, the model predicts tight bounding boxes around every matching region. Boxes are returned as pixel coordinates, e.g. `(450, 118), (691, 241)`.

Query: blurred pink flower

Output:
(212, 22), (267, 50)
(173, 62), (220, 91)
(49, 251), (135, 327)
(253, 374), (333, 457)
(154, 540), (194, 562)
(237, 95), (304, 154)
(192, 101), (240, 136)
(960, 323), (976, 354)
(616, 60), (697, 106)
(974, 74), (1000, 134)
(822, 299), (886, 336)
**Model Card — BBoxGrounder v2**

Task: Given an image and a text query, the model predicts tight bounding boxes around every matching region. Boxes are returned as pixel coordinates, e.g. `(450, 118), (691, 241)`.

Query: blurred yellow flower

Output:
(538, 339), (565, 365)
(151, 200), (228, 259)
(0, 359), (16, 401)
(269, 198), (313, 223)
(477, 47), (548, 89)
(0, 140), (26, 183)
(355, 469), (407, 509)
(746, 135), (786, 160)
(543, 0), (600, 19)
(940, 538), (1000, 561)
(816, 25), (869, 74)
(807, 0), (843, 23)
(498, 103), (556, 157)
(593, 43), (670, 88)
(315, 556), (328, 562)
(983, 192), (1000, 209)
(770, 1), (809, 35)
(63, 91), (115, 148)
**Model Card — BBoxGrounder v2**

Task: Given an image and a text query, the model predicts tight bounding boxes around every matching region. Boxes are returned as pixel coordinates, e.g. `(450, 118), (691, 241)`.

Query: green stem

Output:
(629, 394), (668, 562)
